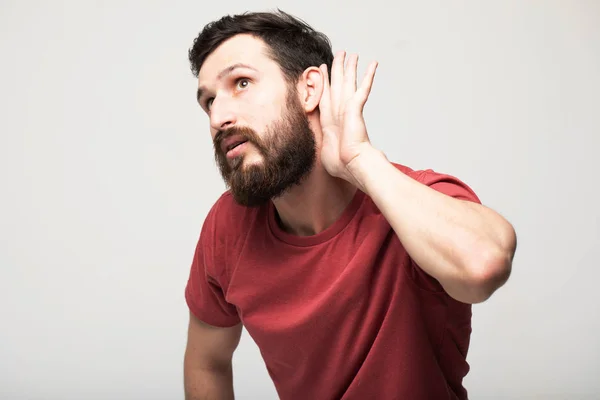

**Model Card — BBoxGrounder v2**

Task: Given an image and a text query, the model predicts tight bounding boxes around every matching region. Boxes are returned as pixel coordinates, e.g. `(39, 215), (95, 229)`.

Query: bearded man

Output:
(183, 10), (517, 400)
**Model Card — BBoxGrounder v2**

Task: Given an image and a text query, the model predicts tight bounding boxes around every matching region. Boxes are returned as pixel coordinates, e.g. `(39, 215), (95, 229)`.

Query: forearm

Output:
(347, 147), (515, 303)
(184, 365), (235, 400)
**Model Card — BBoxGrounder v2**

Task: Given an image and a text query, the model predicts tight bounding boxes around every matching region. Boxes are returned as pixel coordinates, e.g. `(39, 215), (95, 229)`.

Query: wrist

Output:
(345, 145), (390, 194)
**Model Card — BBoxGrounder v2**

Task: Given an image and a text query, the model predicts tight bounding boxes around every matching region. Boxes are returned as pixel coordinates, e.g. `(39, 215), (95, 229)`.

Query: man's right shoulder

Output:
(200, 190), (263, 241)
(196, 190), (264, 278)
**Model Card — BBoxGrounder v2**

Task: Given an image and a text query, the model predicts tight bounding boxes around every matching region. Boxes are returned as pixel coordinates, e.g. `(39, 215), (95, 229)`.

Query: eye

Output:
(205, 97), (214, 110)
(236, 78), (250, 90)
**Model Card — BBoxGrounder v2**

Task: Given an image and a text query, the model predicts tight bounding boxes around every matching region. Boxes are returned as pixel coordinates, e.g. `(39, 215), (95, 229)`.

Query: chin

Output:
(238, 154), (264, 169)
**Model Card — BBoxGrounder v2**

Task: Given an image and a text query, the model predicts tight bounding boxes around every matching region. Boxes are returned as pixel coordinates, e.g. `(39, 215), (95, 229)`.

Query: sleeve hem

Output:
(185, 285), (241, 328)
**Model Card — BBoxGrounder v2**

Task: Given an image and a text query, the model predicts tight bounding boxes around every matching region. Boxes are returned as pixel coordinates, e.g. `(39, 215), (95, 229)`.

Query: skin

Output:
(197, 33), (517, 304)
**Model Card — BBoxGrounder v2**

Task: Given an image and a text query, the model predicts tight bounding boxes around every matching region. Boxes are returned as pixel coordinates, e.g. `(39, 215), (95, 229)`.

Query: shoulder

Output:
(391, 162), (481, 204)
(198, 190), (265, 274)
(202, 190), (264, 235)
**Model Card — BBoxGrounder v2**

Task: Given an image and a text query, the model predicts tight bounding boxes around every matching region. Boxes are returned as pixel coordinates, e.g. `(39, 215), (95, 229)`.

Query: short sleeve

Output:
(185, 203), (241, 328)
(408, 168), (482, 292)
(416, 169), (481, 204)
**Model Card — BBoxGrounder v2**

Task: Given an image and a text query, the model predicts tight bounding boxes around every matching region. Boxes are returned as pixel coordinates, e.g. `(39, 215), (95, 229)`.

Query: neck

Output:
(271, 164), (357, 236)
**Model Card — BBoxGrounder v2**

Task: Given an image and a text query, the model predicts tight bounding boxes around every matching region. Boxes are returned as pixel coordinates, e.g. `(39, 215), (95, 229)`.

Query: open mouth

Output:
(227, 140), (248, 152)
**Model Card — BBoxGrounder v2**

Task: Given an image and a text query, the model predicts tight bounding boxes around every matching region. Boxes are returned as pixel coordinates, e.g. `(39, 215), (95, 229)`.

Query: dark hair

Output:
(188, 10), (334, 84)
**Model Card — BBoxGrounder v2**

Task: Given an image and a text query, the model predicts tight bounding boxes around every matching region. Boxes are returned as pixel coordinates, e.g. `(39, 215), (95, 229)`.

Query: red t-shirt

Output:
(185, 163), (481, 400)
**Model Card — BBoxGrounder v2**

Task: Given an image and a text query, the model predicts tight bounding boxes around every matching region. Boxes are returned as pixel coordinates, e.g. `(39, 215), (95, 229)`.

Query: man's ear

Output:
(297, 66), (325, 113)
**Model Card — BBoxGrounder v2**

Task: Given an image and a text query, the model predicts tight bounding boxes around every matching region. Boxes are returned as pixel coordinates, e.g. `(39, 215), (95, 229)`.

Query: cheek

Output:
(252, 85), (286, 120)
(243, 102), (278, 134)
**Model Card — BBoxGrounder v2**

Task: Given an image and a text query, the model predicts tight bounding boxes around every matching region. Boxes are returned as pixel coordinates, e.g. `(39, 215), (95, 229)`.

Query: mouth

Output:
(226, 139), (248, 153)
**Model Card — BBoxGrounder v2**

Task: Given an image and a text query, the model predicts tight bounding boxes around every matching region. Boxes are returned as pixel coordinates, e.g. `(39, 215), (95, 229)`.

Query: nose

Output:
(209, 96), (237, 133)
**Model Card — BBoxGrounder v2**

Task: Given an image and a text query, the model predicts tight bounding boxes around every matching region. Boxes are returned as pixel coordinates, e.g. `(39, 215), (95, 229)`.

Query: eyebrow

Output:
(196, 63), (258, 104)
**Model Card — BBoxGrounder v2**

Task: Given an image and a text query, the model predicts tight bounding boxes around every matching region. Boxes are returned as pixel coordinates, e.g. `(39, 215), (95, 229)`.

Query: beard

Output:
(213, 89), (316, 207)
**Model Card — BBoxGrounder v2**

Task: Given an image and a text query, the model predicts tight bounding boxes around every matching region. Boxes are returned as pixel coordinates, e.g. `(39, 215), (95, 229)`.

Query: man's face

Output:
(197, 34), (316, 207)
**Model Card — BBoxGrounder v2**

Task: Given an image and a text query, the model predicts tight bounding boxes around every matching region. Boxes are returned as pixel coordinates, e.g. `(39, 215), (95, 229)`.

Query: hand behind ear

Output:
(318, 51), (378, 183)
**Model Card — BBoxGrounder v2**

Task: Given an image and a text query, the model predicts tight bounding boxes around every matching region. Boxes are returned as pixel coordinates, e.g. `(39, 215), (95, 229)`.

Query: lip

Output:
(226, 141), (249, 159)
(221, 134), (248, 155)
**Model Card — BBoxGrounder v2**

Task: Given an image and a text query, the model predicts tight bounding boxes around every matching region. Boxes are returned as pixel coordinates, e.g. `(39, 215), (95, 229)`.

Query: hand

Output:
(318, 51), (378, 186)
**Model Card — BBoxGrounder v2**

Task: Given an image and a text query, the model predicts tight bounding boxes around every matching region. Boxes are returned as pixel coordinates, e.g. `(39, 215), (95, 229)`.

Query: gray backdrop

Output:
(1, 1), (598, 399)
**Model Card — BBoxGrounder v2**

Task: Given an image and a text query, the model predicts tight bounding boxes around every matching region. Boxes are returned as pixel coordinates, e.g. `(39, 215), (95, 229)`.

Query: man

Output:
(183, 10), (517, 400)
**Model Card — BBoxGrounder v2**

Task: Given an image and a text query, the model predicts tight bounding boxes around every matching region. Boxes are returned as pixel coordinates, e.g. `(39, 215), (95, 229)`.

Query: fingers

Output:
(357, 61), (378, 108)
(344, 53), (358, 94)
(324, 51), (378, 115)
(330, 51), (346, 114)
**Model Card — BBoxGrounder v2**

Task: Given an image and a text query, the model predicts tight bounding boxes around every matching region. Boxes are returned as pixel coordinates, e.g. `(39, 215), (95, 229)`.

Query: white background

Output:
(1, 1), (598, 399)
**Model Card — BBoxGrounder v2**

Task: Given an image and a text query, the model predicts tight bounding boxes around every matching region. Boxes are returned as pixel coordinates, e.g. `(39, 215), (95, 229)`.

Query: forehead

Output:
(198, 34), (278, 84)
